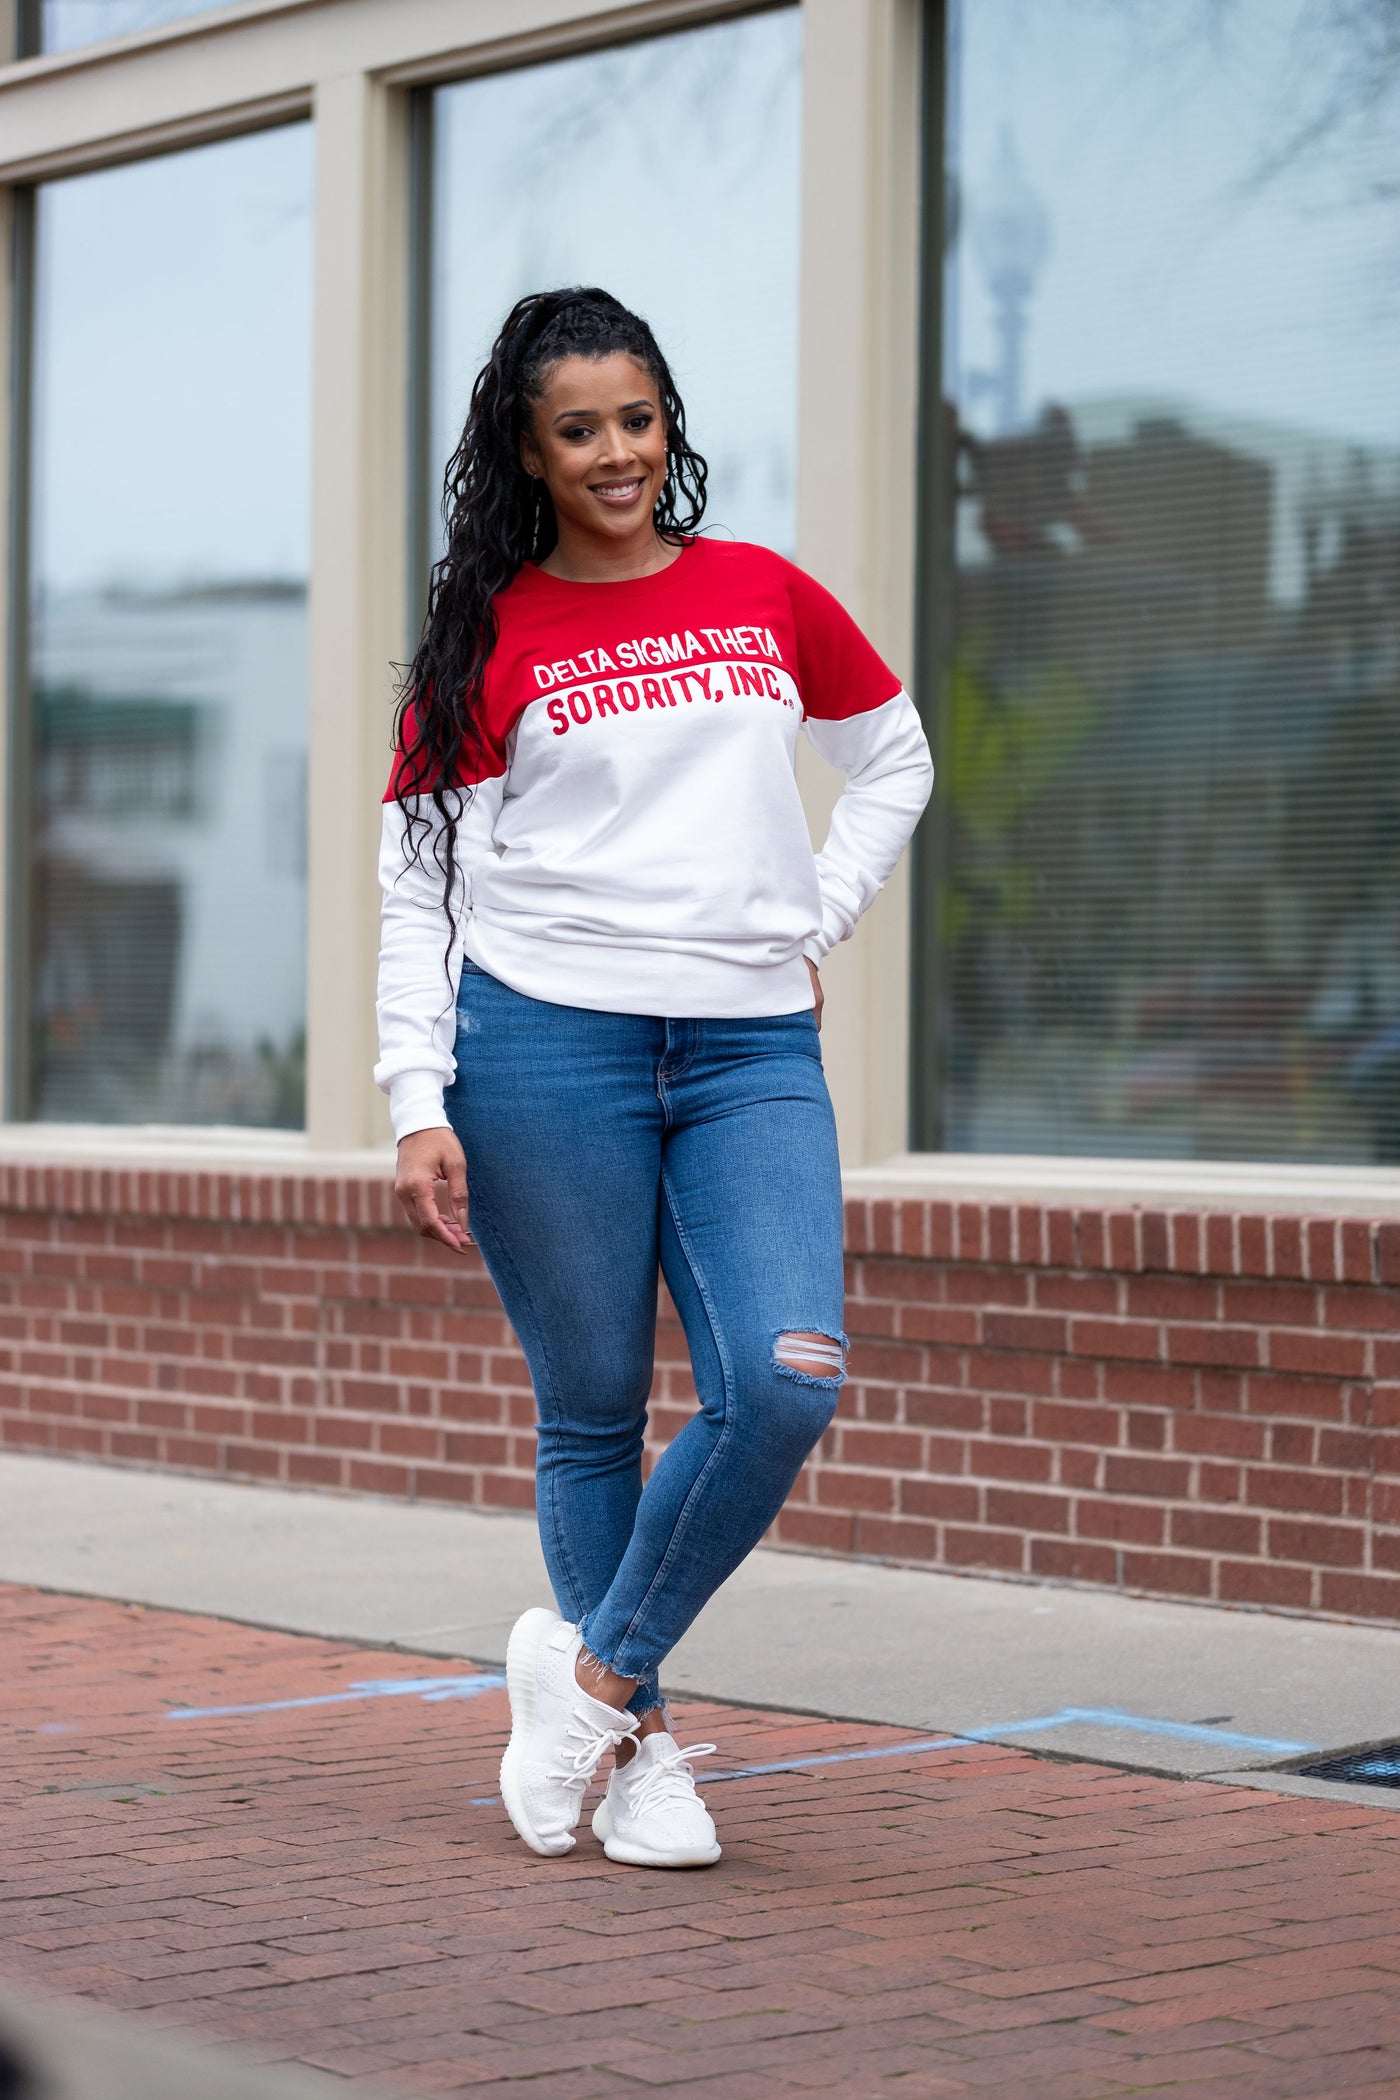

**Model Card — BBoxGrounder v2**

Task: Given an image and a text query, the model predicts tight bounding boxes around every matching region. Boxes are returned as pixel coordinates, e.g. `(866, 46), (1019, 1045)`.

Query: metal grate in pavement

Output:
(1296, 1743), (1400, 1789)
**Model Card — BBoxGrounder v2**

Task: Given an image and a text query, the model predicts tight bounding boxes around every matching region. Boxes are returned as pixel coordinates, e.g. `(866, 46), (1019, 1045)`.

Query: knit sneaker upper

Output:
(593, 1730), (720, 1865)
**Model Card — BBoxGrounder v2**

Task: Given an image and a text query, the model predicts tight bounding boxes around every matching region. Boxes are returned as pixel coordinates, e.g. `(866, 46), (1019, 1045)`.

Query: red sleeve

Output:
(382, 691), (512, 802)
(385, 579), (542, 801)
(779, 557), (904, 722)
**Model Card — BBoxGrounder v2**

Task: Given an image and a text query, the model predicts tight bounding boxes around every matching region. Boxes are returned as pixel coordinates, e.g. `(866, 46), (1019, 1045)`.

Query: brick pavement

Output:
(3, 1582), (1400, 2096)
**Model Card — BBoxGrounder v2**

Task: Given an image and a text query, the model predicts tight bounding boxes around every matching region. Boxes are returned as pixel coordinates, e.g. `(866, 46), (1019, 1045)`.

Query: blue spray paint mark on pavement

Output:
(32, 1674), (1311, 1768)
(697, 1708), (1310, 1782)
(464, 1707), (1313, 1808)
(1030, 1708), (1311, 1756)
(707, 1735), (966, 1781)
(164, 1673), (507, 1722)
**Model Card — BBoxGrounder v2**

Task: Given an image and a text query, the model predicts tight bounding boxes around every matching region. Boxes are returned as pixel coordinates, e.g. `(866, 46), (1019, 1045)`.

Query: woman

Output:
(377, 287), (932, 1870)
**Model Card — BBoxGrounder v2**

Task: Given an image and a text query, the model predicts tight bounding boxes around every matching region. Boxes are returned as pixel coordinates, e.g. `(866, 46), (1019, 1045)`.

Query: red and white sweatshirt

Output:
(376, 537), (933, 1140)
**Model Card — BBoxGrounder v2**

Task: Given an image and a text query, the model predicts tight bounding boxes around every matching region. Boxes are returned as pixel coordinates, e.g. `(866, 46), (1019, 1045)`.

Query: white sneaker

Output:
(591, 1730), (722, 1867)
(499, 1607), (638, 1856)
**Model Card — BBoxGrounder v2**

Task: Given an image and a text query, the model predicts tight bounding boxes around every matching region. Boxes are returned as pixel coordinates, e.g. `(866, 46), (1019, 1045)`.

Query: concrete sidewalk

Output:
(3, 1453), (1398, 1799)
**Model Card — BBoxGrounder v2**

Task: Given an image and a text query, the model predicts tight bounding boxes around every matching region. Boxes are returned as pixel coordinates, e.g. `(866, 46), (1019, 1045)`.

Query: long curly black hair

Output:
(392, 286), (709, 928)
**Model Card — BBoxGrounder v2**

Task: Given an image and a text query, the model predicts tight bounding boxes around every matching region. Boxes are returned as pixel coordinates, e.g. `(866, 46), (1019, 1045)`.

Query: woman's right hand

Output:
(394, 1127), (472, 1253)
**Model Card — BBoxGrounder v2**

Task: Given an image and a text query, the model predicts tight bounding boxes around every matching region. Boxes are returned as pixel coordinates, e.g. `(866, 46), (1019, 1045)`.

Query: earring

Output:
(530, 478), (547, 561)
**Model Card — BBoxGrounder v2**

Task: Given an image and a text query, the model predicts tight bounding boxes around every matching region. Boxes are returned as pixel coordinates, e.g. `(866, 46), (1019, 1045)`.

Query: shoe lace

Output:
(546, 1709), (638, 1798)
(628, 1741), (717, 1816)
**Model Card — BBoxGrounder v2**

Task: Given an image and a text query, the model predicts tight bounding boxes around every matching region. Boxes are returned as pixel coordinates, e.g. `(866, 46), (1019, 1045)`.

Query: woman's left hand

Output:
(806, 957), (823, 1031)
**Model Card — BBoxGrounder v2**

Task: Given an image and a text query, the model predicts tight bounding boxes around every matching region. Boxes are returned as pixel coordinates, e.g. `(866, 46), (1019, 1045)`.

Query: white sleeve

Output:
(374, 784), (504, 1142)
(801, 689), (934, 964)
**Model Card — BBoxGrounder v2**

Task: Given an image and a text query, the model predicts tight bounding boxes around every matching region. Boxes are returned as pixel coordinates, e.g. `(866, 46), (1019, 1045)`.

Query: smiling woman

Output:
(521, 357), (670, 548)
(375, 285), (932, 1871)
(519, 351), (692, 579)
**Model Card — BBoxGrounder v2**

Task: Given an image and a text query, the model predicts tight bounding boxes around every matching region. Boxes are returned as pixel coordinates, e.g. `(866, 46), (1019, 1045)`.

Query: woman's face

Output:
(520, 353), (669, 550)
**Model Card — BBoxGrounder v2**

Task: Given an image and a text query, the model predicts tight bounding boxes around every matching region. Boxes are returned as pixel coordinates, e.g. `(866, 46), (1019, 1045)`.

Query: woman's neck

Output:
(538, 523), (684, 585)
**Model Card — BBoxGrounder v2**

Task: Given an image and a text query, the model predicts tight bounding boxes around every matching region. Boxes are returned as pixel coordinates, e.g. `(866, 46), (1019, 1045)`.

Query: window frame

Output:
(910, 0), (947, 1154)
(3, 182), (35, 1123)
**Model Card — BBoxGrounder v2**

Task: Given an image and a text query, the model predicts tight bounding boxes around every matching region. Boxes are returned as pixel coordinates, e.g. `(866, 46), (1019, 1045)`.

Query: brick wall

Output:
(1, 1162), (1397, 1622)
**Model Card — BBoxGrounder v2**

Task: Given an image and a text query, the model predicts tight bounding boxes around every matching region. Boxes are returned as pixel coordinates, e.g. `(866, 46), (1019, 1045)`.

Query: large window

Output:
(17, 125), (312, 1127)
(919, 0), (1400, 1164)
(422, 8), (801, 578)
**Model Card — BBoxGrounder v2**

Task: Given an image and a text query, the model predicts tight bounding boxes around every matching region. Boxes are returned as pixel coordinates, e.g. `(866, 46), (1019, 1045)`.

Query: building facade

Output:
(2, 0), (1399, 1618)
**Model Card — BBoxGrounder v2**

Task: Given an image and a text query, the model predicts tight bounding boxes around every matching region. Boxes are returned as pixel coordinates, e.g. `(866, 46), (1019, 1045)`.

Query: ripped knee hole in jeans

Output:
(772, 1331), (847, 1385)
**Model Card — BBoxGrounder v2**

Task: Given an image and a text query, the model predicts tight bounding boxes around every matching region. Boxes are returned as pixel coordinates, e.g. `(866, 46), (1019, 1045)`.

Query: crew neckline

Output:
(516, 536), (703, 595)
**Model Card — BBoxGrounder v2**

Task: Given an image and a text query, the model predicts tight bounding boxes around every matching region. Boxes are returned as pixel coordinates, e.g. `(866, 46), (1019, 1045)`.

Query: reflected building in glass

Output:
(919, 0), (1400, 1165)
(21, 125), (312, 1128)
(28, 583), (307, 1125)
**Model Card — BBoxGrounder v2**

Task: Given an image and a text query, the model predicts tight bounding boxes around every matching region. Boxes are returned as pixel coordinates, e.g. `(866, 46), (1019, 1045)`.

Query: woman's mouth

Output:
(590, 477), (646, 508)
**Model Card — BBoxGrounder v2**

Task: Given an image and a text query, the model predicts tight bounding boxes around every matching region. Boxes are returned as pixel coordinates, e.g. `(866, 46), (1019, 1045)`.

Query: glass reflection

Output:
(924, 0), (1400, 1163)
(29, 1), (217, 54)
(25, 125), (312, 1126)
(429, 8), (800, 565)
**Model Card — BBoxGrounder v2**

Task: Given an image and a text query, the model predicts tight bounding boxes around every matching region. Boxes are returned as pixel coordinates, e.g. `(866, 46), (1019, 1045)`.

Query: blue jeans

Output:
(444, 959), (846, 1718)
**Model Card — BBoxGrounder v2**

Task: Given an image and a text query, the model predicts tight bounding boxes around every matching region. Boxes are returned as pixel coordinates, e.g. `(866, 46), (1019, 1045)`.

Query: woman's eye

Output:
(627, 415), (653, 431)
(562, 425), (592, 442)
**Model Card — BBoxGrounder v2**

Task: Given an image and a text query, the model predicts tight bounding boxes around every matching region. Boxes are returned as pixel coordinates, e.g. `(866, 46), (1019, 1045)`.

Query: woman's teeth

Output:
(593, 480), (643, 503)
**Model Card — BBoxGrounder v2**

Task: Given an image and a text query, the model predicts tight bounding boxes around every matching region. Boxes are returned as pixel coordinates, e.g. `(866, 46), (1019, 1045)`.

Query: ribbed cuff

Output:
(387, 1071), (451, 1143)
(803, 892), (854, 966)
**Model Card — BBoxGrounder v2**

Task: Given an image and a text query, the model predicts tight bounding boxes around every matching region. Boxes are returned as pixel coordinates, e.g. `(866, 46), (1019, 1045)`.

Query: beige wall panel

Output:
(0, 0), (762, 180)
(0, 183), (13, 1119)
(305, 71), (407, 1151)
(795, 0), (922, 1168)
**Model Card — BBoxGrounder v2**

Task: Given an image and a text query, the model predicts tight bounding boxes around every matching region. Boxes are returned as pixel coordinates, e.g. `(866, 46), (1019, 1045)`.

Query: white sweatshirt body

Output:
(376, 538), (933, 1141)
